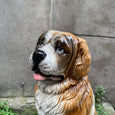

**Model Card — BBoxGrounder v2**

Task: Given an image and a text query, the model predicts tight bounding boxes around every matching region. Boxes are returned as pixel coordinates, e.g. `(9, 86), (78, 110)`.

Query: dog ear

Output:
(73, 38), (91, 79)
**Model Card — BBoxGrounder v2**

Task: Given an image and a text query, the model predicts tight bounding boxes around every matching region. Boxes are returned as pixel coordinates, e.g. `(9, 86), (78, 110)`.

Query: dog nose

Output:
(32, 50), (46, 65)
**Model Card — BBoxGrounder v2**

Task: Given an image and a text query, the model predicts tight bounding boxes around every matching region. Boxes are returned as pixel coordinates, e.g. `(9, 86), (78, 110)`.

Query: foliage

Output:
(95, 86), (109, 115)
(0, 101), (18, 115)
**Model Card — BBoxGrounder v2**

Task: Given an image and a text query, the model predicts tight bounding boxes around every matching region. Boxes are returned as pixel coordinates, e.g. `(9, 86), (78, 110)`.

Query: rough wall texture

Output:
(0, 0), (51, 97)
(0, 0), (115, 106)
(53, 0), (115, 37)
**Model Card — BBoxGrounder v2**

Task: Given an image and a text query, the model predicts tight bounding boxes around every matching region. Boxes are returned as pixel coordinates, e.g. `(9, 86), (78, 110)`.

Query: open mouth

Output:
(32, 67), (64, 81)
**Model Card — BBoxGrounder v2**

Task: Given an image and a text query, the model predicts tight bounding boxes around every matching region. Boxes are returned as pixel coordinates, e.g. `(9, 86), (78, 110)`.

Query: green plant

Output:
(0, 101), (18, 115)
(95, 86), (108, 115)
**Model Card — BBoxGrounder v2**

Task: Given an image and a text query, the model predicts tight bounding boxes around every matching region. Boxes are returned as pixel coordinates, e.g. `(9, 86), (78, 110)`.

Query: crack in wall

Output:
(50, 0), (54, 29)
(74, 33), (115, 39)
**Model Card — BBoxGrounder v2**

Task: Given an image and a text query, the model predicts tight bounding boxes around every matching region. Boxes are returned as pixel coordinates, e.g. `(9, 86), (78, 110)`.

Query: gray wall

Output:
(0, 0), (115, 106)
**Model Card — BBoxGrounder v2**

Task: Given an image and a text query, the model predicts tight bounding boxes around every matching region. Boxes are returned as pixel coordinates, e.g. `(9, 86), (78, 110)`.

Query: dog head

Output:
(30, 30), (91, 81)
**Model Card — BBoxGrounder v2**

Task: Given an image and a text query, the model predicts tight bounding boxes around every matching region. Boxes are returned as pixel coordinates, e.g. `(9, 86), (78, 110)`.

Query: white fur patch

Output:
(29, 53), (33, 64)
(89, 94), (95, 115)
(35, 82), (64, 115)
(39, 44), (64, 76)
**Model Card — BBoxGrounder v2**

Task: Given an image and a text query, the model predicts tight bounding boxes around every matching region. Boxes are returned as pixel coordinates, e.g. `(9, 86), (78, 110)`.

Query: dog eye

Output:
(37, 37), (45, 47)
(38, 41), (43, 47)
(56, 44), (64, 54)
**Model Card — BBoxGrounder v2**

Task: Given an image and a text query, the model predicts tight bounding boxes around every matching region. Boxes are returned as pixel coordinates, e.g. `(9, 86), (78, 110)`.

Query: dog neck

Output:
(35, 76), (94, 115)
(37, 76), (89, 95)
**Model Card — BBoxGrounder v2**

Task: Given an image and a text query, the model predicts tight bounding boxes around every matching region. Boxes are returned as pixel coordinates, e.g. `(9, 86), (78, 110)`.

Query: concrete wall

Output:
(0, 0), (115, 106)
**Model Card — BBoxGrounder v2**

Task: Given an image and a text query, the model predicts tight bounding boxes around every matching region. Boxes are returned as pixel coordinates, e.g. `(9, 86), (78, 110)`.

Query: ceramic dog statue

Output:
(30, 30), (97, 115)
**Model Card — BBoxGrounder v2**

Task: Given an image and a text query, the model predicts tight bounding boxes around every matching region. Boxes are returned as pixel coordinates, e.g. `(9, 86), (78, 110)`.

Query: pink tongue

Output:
(33, 73), (46, 81)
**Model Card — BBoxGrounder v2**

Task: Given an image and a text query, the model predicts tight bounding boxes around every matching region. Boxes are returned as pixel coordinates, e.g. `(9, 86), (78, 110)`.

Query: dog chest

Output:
(35, 88), (64, 115)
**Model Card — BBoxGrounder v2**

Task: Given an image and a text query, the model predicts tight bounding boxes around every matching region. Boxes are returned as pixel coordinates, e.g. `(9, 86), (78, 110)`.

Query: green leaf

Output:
(95, 86), (108, 115)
